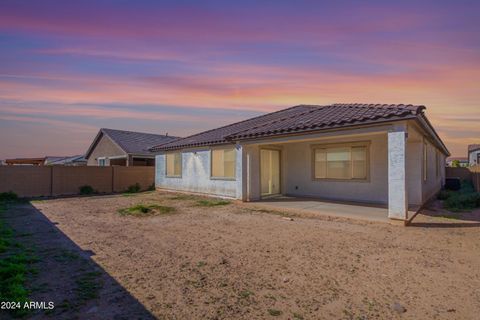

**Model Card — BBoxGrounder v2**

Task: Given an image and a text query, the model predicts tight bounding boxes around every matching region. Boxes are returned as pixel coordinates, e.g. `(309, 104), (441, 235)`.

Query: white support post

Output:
(388, 127), (408, 220)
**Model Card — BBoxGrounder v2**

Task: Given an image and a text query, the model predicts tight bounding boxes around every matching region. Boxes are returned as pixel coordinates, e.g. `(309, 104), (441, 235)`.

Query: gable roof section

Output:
(152, 103), (449, 155)
(86, 128), (179, 159)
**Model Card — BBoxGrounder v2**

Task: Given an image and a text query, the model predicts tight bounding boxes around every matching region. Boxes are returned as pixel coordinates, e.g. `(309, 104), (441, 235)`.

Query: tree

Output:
(451, 159), (460, 167)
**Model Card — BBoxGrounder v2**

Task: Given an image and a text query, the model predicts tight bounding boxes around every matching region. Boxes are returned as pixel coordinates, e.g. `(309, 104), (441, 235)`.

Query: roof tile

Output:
(151, 104), (425, 151)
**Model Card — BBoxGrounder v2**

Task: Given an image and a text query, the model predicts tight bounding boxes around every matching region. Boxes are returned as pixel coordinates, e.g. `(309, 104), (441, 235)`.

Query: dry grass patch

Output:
(117, 204), (175, 217)
(196, 199), (231, 207)
(168, 194), (201, 201)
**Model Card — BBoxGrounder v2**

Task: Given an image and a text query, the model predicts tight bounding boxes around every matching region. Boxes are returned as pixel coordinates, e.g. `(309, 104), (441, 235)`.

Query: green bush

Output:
(439, 180), (480, 212)
(79, 185), (94, 195)
(437, 190), (451, 200)
(196, 199), (231, 207)
(0, 191), (18, 202)
(444, 191), (480, 212)
(459, 180), (475, 194)
(147, 183), (156, 191)
(126, 183), (141, 193)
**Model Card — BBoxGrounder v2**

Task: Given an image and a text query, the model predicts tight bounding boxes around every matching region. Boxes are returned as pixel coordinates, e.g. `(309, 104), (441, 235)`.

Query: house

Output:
(151, 103), (450, 222)
(468, 144), (480, 166)
(85, 128), (179, 166)
(446, 156), (469, 167)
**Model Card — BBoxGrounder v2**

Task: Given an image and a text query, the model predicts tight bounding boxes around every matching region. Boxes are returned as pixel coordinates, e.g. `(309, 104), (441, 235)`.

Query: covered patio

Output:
(247, 196), (421, 224)
(241, 121), (441, 223)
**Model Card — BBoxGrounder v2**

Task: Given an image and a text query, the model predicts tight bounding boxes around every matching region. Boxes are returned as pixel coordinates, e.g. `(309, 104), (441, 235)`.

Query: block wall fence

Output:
(0, 166), (154, 197)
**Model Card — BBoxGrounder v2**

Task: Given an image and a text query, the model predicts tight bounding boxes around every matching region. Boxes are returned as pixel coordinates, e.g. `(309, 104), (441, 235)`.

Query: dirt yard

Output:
(4, 191), (480, 319)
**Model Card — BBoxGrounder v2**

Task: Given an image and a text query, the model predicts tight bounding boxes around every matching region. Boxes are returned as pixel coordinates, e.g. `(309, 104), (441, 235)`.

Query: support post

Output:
(388, 127), (408, 220)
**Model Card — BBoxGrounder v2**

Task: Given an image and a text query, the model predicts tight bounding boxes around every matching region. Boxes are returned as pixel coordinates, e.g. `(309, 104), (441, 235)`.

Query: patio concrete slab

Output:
(248, 196), (402, 224)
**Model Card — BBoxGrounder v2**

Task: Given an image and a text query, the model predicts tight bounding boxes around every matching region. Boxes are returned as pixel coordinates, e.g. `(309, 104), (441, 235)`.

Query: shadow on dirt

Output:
(1, 202), (155, 319)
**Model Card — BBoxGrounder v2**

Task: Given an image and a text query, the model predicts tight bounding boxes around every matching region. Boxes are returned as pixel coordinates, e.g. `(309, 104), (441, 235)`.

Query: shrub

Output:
(444, 192), (480, 212)
(437, 190), (451, 200)
(0, 191), (18, 202)
(79, 185), (94, 195)
(268, 309), (282, 316)
(459, 180), (475, 194)
(147, 183), (156, 191)
(126, 183), (141, 193)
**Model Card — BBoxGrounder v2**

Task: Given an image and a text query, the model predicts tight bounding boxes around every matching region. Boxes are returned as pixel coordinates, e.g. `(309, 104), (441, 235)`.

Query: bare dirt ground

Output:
(6, 191), (480, 319)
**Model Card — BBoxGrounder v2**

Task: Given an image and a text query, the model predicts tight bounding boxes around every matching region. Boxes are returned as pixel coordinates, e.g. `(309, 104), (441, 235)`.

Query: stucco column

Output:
(235, 144), (244, 200)
(388, 127), (408, 220)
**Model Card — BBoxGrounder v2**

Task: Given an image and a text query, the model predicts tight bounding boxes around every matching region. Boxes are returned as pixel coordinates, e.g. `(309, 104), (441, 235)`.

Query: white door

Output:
(261, 149), (281, 196)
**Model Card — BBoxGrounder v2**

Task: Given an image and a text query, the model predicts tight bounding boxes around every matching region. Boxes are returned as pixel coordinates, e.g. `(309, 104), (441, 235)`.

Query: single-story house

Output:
(151, 104), (450, 221)
(468, 144), (480, 166)
(86, 128), (179, 166)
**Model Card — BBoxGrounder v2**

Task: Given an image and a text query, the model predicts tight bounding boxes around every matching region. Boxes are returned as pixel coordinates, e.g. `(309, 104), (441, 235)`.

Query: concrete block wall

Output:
(0, 166), (154, 197)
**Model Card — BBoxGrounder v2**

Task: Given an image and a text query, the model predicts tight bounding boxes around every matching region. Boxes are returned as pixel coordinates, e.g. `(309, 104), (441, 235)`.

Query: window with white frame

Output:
(98, 158), (106, 166)
(313, 143), (368, 180)
(166, 153), (182, 177)
(211, 148), (236, 179)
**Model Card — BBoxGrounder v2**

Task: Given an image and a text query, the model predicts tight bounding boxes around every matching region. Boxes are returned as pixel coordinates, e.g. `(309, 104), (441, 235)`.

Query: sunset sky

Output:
(0, 0), (479, 159)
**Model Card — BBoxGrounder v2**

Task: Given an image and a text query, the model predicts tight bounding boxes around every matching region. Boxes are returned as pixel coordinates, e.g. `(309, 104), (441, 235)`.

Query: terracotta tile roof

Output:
(151, 104), (426, 151)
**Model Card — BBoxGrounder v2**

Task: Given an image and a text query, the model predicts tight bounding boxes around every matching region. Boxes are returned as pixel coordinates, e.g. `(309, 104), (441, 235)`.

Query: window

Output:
(313, 143), (368, 180)
(423, 141), (428, 181)
(166, 153), (182, 177)
(211, 148), (236, 179)
(98, 158), (106, 166)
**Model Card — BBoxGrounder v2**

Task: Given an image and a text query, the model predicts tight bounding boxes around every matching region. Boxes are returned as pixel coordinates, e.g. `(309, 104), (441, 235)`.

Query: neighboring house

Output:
(85, 128), (178, 166)
(446, 157), (469, 167)
(151, 103), (450, 222)
(468, 144), (480, 166)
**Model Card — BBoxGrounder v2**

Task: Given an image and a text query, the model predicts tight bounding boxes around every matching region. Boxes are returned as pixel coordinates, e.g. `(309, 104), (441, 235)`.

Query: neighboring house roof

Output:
(45, 155), (87, 165)
(468, 144), (480, 153)
(152, 103), (449, 155)
(85, 128), (179, 159)
(5, 157), (46, 165)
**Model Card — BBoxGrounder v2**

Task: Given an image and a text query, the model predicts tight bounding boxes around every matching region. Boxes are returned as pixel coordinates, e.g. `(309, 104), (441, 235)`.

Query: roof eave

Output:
(414, 115), (450, 156)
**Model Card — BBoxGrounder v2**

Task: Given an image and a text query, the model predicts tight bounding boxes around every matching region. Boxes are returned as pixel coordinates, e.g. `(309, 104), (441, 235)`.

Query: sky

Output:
(0, 0), (479, 159)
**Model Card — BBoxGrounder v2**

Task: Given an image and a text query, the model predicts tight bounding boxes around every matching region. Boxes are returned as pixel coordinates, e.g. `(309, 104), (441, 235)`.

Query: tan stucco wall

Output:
(87, 134), (126, 166)
(280, 133), (389, 204)
(243, 122), (445, 207)
(422, 139), (444, 203)
(406, 126), (424, 206)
